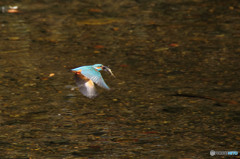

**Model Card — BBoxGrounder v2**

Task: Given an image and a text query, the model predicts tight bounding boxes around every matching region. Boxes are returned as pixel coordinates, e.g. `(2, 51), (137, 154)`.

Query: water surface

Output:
(0, 0), (240, 158)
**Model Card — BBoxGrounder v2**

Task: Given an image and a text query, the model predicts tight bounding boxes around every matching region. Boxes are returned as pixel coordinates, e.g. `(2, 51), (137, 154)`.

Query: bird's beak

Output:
(103, 66), (116, 78)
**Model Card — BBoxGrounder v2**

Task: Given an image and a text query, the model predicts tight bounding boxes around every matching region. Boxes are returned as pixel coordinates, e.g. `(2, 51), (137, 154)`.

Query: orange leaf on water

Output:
(170, 43), (179, 47)
(120, 64), (128, 67)
(94, 45), (104, 49)
(88, 8), (103, 13)
(49, 73), (55, 77)
(112, 27), (119, 31)
(143, 131), (159, 134)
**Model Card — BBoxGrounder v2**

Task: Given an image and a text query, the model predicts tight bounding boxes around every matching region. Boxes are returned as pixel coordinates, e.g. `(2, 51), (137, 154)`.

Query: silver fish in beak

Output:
(103, 66), (115, 78)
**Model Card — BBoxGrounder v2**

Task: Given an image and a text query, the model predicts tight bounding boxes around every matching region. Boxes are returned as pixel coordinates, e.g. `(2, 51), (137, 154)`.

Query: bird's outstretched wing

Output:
(81, 67), (110, 90)
(74, 73), (97, 98)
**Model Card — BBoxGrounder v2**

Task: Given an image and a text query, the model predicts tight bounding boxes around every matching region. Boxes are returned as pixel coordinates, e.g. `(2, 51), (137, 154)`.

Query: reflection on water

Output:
(0, 0), (240, 158)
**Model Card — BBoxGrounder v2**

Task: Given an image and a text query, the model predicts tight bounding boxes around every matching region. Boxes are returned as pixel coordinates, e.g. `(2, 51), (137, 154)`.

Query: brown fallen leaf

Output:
(49, 73), (55, 77)
(88, 8), (103, 13)
(170, 43), (179, 47)
(94, 45), (104, 49)
(112, 27), (119, 31)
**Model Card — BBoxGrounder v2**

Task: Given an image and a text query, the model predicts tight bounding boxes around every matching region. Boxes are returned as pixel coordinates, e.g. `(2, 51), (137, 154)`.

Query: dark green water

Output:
(0, 0), (240, 158)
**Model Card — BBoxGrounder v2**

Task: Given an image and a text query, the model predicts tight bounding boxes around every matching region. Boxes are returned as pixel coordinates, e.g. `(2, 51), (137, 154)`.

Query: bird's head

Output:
(92, 64), (115, 77)
(92, 64), (104, 71)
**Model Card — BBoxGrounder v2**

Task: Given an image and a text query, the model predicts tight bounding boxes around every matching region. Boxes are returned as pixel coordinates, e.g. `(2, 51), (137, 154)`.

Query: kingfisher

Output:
(71, 64), (115, 98)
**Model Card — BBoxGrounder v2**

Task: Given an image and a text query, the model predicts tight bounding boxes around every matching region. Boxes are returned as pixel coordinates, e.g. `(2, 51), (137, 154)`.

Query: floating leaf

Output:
(143, 131), (159, 134)
(49, 73), (55, 77)
(8, 37), (20, 41)
(94, 50), (100, 54)
(170, 43), (179, 47)
(88, 8), (103, 13)
(112, 27), (119, 31)
(94, 45), (104, 49)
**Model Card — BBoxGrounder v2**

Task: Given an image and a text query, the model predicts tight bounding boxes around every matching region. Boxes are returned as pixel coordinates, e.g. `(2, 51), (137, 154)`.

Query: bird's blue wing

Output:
(81, 67), (110, 90)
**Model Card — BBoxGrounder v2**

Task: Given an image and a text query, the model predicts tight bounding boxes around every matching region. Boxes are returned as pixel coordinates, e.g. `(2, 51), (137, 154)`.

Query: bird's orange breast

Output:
(72, 70), (89, 81)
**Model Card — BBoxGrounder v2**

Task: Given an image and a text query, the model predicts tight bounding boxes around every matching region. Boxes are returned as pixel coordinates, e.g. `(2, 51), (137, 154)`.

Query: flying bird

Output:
(71, 64), (115, 98)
